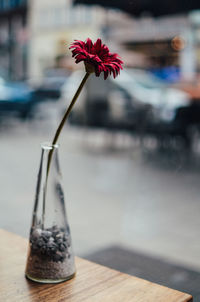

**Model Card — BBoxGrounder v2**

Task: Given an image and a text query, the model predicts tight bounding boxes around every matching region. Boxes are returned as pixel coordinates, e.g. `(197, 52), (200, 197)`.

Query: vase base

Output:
(25, 272), (76, 284)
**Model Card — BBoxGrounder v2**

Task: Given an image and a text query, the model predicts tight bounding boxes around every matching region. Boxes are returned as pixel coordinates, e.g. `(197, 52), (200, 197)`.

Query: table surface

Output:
(0, 229), (193, 302)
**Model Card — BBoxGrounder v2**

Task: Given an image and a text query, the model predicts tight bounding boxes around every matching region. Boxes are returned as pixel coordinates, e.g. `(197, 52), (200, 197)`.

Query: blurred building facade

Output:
(106, 12), (200, 81)
(28, 0), (107, 80)
(0, 0), (200, 83)
(0, 0), (28, 80)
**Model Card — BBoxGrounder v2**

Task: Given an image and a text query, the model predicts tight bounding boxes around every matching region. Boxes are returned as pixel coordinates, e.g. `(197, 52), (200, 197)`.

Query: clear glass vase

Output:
(25, 142), (76, 283)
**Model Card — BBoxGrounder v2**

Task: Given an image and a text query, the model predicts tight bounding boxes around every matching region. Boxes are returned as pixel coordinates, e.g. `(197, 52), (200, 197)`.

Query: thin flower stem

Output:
(41, 72), (90, 228)
(53, 72), (90, 146)
(47, 71), (90, 176)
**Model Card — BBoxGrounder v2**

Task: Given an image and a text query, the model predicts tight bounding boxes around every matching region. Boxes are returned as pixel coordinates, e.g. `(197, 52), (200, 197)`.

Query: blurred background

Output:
(1, 0), (200, 299)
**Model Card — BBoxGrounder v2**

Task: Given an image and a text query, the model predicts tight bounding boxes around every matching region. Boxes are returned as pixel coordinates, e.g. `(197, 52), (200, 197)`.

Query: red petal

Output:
(69, 38), (123, 79)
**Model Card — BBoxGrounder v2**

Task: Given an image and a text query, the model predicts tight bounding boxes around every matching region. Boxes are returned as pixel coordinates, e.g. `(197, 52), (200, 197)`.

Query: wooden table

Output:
(0, 229), (193, 302)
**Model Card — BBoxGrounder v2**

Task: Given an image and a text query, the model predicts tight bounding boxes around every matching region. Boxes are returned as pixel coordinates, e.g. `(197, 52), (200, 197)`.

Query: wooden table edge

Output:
(0, 229), (193, 302)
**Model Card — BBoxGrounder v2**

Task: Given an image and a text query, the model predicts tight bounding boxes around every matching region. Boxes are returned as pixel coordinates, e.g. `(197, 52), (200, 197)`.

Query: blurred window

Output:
(83, 7), (93, 24)
(67, 7), (76, 25)
(65, 5), (93, 26)
(2, 0), (9, 10)
(0, 0), (26, 10)
(54, 7), (62, 27)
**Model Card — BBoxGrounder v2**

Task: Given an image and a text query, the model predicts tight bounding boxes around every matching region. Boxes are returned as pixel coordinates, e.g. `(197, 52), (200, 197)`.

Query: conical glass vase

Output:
(25, 142), (76, 283)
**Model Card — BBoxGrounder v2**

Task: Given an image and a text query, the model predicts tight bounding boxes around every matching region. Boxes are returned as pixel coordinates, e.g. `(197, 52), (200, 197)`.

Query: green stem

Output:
(42, 72), (90, 228)
(47, 72), (90, 176)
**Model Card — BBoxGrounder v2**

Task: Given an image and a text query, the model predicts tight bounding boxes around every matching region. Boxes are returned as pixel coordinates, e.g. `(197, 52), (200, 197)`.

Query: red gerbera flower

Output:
(70, 38), (123, 80)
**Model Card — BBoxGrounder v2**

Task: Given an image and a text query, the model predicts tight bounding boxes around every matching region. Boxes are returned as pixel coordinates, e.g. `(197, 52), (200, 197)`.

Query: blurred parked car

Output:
(59, 69), (191, 134)
(59, 70), (136, 127)
(112, 69), (195, 147)
(32, 69), (69, 102)
(0, 78), (34, 118)
(112, 68), (190, 123)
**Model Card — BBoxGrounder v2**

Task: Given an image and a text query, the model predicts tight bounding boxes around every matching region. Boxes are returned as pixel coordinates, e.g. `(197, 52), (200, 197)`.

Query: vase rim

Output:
(41, 142), (59, 150)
